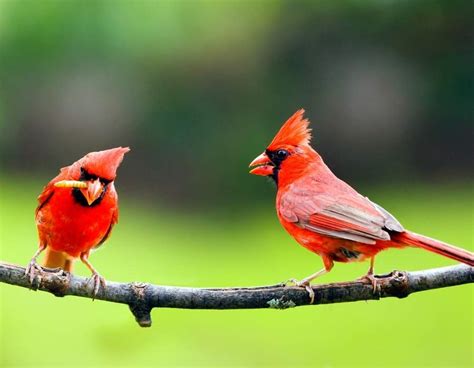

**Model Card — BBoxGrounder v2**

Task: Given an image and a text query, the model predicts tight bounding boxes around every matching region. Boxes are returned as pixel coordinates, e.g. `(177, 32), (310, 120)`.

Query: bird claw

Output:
(284, 278), (299, 286)
(358, 273), (379, 294)
(25, 260), (44, 285)
(87, 273), (106, 299)
(285, 278), (315, 304)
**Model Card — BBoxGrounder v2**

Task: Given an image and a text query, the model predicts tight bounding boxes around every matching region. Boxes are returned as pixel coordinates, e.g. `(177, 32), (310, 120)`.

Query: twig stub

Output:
(129, 282), (152, 327)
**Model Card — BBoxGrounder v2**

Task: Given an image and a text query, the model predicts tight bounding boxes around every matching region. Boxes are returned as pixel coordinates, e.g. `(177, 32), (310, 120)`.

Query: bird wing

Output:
(94, 189), (119, 248)
(279, 179), (403, 245)
(35, 167), (70, 216)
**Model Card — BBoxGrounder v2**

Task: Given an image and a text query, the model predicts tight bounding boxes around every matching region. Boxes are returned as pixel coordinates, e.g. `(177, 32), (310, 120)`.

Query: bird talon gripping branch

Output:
(284, 278), (299, 286)
(356, 256), (380, 294)
(87, 273), (106, 299)
(358, 274), (379, 295)
(25, 260), (44, 286)
(284, 278), (316, 304)
(249, 109), (474, 289)
(303, 285), (315, 304)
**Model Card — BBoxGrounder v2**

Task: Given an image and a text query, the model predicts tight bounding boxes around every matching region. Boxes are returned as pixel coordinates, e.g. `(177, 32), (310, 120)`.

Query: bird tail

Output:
(393, 231), (474, 266)
(42, 248), (75, 272)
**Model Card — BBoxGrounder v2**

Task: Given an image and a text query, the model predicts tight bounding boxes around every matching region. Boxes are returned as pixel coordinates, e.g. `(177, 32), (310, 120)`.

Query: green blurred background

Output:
(0, 1), (472, 367)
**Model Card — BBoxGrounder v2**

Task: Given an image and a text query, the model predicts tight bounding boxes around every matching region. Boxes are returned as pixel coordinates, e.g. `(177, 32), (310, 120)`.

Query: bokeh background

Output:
(0, 1), (472, 367)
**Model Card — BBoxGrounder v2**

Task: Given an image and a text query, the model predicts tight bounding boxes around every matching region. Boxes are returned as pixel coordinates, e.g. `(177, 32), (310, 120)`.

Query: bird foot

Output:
(358, 273), (379, 294)
(87, 272), (106, 299)
(285, 278), (315, 304)
(24, 260), (45, 286)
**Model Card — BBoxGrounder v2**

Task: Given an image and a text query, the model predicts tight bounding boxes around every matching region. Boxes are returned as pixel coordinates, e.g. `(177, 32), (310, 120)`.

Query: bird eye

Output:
(276, 149), (289, 160)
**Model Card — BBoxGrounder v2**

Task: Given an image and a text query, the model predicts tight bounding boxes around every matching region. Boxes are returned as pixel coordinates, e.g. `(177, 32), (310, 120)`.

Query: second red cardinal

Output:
(26, 147), (129, 295)
(249, 110), (473, 302)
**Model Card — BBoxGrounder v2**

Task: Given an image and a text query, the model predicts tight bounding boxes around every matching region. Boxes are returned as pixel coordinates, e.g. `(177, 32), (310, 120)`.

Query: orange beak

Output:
(79, 178), (103, 206)
(249, 152), (274, 176)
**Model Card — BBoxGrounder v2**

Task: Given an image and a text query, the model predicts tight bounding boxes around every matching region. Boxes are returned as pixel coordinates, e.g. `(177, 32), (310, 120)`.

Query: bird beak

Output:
(79, 178), (103, 206)
(249, 152), (274, 176)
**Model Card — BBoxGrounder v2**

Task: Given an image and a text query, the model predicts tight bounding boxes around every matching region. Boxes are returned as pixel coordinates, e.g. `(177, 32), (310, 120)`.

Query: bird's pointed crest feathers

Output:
(78, 147), (130, 181)
(267, 109), (312, 150)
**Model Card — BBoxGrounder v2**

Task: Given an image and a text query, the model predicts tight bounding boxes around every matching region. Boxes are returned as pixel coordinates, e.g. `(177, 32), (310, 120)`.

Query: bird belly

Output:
(36, 191), (115, 258)
(280, 220), (383, 263)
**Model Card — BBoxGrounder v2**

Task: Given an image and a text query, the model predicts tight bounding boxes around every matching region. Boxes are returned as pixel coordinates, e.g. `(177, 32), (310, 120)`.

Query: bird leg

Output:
(80, 253), (106, 299)
(358, 256), (378, 293)
(286, 257), (334, 304)
(25, 245), (47, 284)
(287, 268), (328, 304)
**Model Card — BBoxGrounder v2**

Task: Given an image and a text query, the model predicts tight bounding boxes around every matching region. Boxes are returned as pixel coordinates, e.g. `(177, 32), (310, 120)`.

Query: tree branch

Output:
(0, 261), (472, 327)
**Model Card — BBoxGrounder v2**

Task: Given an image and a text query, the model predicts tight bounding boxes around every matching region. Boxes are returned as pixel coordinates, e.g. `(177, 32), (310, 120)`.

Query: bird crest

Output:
(79, 147), (130, 180)
(268, 109), (312, 150)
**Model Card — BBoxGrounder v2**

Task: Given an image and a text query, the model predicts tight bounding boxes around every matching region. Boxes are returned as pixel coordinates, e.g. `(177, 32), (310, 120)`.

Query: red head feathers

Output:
(75, 147), (130, 181)
(267, 109), (312, 150)
(249, 110), (317, 182)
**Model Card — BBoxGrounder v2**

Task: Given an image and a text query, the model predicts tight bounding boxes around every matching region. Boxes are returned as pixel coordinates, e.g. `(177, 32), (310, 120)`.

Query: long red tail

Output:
(393, 231), (474, 266)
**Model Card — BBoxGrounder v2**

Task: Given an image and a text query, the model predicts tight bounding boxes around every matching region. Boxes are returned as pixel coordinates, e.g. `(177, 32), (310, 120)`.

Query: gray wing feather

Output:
(369, 199), (404, 232)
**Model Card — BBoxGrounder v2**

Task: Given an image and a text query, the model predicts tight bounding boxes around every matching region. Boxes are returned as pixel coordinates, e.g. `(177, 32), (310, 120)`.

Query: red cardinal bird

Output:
(26, 147), (130, 295)
(249, 110), (473, 302)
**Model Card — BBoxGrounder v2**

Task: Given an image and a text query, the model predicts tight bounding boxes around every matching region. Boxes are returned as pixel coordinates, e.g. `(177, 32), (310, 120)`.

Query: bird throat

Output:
(270, 166), (280, 185)
(72, 186), (107, 207)
(71, 167), (111, 207)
